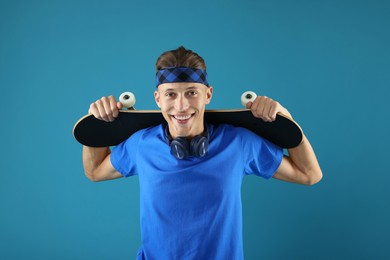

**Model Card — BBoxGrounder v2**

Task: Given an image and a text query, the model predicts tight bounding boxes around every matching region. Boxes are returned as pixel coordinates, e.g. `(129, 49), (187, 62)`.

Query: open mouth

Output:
(171, 113), (194, 124)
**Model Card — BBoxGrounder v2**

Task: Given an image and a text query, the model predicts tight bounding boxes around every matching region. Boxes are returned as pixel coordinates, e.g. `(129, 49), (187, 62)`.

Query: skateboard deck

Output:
(73, 109), (303, 148)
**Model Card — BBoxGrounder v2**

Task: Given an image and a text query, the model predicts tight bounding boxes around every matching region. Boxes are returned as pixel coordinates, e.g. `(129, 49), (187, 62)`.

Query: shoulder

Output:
(209, 124), (265, 151)
(138, 124), (165, 139)
(123, 124), (164, 142)
(211, 123), (261, 139)
(113, 124), (164, 152)
(211, 123), (282, 152)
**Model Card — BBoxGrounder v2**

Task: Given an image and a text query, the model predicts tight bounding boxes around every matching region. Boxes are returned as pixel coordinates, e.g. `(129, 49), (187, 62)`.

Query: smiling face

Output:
(154, 82), (213, 139)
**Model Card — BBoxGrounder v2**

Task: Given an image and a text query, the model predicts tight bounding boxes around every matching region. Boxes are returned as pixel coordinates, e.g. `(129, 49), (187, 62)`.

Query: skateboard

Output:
(73, 91), (303, 148)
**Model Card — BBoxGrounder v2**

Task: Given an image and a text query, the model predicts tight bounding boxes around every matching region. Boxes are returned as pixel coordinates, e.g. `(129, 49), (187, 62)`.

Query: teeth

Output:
(174, 114), (192, 120)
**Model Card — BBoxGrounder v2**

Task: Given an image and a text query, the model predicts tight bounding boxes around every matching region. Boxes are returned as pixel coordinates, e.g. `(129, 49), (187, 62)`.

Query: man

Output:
(82, 46), (322, 259)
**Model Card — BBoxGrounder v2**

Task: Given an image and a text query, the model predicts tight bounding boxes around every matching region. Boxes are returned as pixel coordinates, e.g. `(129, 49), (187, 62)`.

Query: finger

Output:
(117, 101), (123, 110)
(88, 103), (101, 119)
(263, 98), (277, 122)
(250, 97), (261, 118)
(96, 98), (110, 121)
(266, 104), (277, 122)
(107, 96), (119, 119)
(101, 96), (117, 122)
(252, 96), (279, 122)
(253, 96), (267, 119)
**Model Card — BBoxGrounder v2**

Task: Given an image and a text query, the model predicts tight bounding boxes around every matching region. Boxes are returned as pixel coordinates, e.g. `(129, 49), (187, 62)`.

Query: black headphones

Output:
(164, 124), (209, 160)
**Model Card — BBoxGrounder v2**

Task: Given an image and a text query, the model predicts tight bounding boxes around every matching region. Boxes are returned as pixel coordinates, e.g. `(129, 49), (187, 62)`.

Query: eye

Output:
(187, 90), (198, 96)
(165, 92), (176, 98)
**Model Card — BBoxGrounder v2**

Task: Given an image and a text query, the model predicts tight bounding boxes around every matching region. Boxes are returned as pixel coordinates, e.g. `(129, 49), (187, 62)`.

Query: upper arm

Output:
(272, 156), (316, 185)
(91, 154), (123, 182)
(272, 134), (322, 185)
(82, 146), (123, 182)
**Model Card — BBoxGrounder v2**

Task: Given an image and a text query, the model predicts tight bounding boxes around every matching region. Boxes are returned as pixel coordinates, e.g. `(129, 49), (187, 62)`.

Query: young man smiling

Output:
(155, 82), (212, 139)
(82, 46), (322, 259)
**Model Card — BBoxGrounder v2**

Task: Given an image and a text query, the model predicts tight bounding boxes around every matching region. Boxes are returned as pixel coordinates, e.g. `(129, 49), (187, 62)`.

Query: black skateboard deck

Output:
(73, 109), (303, 148)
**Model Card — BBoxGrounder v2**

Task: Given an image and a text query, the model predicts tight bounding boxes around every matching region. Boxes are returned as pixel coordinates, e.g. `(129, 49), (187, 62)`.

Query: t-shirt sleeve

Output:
(240, 128), (283, 179)
(110, 130), (143, 177)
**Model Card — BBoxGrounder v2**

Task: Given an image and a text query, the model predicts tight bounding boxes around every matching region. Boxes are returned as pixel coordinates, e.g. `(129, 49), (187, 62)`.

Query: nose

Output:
(174, 94), (189, 111)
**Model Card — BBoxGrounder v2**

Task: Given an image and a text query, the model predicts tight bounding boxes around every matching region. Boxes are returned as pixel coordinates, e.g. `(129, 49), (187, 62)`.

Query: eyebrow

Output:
(164, 86), (198, 92)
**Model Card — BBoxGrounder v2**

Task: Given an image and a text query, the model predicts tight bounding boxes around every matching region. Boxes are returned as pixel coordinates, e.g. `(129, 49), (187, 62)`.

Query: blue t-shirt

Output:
(111, 124), (283, 260)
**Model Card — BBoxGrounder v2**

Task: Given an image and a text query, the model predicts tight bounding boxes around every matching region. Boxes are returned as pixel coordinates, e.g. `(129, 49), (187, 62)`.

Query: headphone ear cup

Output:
(170, 138), (190, 160)
(190, 136), (209, 158)
(164, 124), (209, 159)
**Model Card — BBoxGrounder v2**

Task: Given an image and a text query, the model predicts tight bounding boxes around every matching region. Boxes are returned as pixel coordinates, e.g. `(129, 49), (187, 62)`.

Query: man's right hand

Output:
(88, 96), (123, 122)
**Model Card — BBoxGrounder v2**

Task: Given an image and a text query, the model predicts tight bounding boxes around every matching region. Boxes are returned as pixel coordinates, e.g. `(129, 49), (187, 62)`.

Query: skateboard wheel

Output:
(241, 91), (257, 107)
(119, 92), (136, 108)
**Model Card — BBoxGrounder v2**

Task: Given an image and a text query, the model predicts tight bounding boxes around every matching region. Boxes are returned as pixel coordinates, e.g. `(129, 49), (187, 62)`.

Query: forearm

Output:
(81, 96), (124, 182)
(286, 134), (322, 184)
(247, 96), (322, 185)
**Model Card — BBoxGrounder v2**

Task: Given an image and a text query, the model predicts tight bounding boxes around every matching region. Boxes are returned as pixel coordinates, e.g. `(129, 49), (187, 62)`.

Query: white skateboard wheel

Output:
(241, 91), (257, 107)
(119, 91), (136, 108)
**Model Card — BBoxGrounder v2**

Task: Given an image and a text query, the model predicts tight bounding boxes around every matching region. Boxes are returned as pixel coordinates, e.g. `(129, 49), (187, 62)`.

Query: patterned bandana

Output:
(156, 66), (209, 87)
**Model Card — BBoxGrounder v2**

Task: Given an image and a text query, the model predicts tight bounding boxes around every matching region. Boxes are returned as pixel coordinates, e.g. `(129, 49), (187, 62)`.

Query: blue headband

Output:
(156, 66), (209, 88)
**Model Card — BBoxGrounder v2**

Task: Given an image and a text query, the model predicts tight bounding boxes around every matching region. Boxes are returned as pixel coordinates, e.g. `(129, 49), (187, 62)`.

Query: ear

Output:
(154, 90), (161, 108)
(205, 86), (213, 105)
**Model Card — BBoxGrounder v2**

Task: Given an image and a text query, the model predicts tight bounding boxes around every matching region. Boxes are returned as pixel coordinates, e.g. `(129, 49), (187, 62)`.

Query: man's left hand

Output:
(246, 96), (292, 122)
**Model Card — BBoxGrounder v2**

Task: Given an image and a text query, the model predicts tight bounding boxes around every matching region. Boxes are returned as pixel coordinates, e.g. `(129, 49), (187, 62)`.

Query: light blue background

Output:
(1, 0), (389, 259)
